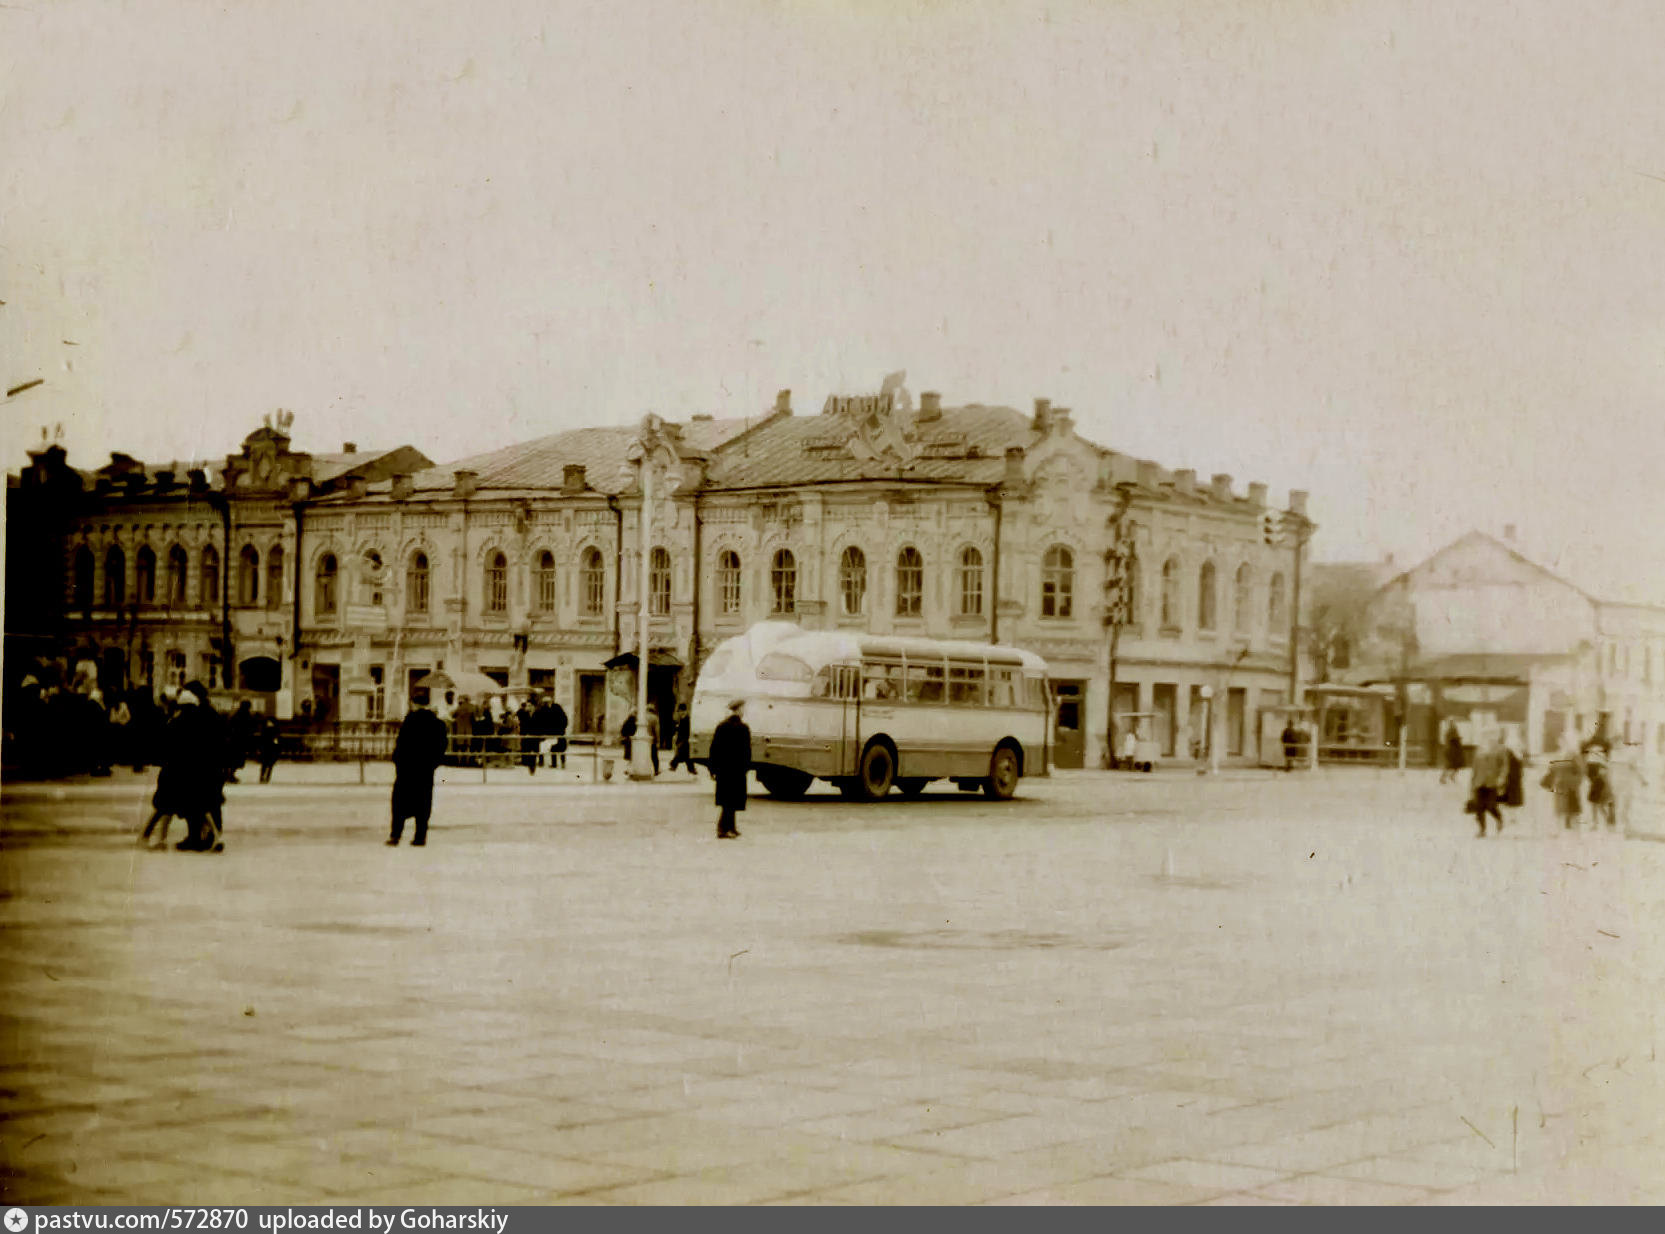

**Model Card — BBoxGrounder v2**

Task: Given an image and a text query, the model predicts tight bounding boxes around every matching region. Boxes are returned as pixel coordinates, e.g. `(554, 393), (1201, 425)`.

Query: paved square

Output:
(2, 767), (1663, 1204)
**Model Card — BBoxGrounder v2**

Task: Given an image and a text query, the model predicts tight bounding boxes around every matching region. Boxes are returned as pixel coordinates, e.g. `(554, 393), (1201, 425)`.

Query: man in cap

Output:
(707, 698), (752, 839)
(388, 685), (450, 847)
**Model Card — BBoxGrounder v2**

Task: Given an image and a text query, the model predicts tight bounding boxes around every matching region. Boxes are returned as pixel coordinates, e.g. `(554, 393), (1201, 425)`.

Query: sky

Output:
(3, 0), (1663, 599)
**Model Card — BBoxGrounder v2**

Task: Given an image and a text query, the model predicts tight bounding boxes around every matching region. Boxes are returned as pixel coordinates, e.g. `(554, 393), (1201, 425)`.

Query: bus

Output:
(690, 622), (1051, 800)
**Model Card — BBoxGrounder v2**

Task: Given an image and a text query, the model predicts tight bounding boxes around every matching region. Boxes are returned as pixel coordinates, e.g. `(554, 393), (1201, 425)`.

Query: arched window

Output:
(649, 547), (672, 616)
(771, 549), (796, 614)
(1233, 564), (1252, 633)
(839, 546), (867, 616)
(958, 547), (984, 617)
(200, 545), (219, 607)
(485, 550), (508, 614)
(1161, 557), (1181, 629)
(266, 546), (284, 610)
(1041, 545), (1073, 619)
(134, 546), (156, 605)
(167, 544), (188, 606)
(407, 552), (430, 613)
(73, 546), (94, 609)
(315, 553), (338, 615)
(1198, 560), (1217, 631)
(1268, 571), (1287, 635)
(523, 550), (551, 613)
(895, 546), (923, 617)
(238, 544), (261, 607)
(717, 550), (741, 615)
(360, 549), (385, 606)
(104, 546), (127, 606)
(581, 547), (605, 615)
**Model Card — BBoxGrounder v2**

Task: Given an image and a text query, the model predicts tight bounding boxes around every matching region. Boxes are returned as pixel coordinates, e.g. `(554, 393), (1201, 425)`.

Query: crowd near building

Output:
(6, 380), (1315, 768)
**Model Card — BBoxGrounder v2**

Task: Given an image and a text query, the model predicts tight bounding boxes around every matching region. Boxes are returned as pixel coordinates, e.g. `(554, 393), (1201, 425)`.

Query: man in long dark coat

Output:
(708, 698), (751, 839)
(388, 688), (450, 847)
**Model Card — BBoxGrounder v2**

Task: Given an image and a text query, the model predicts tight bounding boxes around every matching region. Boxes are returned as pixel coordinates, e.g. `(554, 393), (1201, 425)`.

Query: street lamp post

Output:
(629, 440), (655, 781)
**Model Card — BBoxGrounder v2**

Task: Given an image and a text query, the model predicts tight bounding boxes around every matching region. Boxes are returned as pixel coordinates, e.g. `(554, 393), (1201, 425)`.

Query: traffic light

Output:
(1260, 510), (1282, 546)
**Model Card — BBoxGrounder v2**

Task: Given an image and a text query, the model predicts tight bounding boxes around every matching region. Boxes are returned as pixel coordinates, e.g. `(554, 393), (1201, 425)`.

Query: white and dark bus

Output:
(690, 622), (1051, 800)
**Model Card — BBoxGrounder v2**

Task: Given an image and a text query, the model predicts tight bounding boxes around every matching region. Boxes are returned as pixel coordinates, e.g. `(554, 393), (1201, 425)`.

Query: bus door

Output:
(830, 663), (861, 776)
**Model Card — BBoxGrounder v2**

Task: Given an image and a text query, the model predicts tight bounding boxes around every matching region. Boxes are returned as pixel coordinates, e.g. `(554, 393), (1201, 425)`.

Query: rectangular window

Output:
(959, 563), (982, 617)
(166, 650), (188, 689)
(905, 661), (945, 703)
(529, 668), (555, 693)
(948, 664), (986, 706)
(862, 661), (904, 701)
(988, 668), (1017, 708)
(368, 665), (385, 721)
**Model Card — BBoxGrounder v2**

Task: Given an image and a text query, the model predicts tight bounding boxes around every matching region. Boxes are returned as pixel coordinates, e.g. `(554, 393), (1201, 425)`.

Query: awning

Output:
(409, 669), (514, 699)
(602, 649), (684, 670)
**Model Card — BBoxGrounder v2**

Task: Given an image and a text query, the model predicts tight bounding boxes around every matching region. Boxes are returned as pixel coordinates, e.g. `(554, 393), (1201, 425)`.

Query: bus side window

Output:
(1025, 676), (1048, 708)
(863, 663), (900, 701)
(810, 668), (833, 698)
(949, 665), (986, 706)
(989, 669), (1015, 707)
(907, 663), (944, 704)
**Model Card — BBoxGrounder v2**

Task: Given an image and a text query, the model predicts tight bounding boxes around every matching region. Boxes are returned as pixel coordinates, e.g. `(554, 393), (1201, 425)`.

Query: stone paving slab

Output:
(3, 769), (1664, 1204)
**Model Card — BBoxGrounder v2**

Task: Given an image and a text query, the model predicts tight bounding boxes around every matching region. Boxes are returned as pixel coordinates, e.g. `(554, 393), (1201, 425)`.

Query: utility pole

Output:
(1103, 486), (1136, 770)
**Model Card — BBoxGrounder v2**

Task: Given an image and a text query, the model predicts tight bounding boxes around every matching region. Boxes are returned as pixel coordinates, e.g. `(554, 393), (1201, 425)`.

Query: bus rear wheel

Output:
(858, 740), (896, 800)
(896, 777), (928, 797)
(757, 766), (812, 800)
(984, 744), (1021, 800)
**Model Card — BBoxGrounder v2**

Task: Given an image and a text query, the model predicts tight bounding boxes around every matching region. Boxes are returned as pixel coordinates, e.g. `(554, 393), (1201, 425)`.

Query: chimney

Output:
(1288, 490), (1309, 518)
(774, 389), (792, 415)
(344, 475), (368, 500)
(1503, 523), (1516, 542)
(342, 442), (357, 455)
(188, 469), (210, 494)
(287, 477), (312, 501)
(390, 474), (414, 501)
(153, 469), (177, 491)
(917, 391), (942, 422)
(1174, 469), (1196, 496)
(453, 469), (479, 500)
(1003, 446), (1026, 486)
(1137, 460), (1162, 489)
(1032, 398), (1051, 431)
(1248, 481), (1268, 508)
(1049, 406), (1074, 436)
(561, 464), (587, 495)
(1211, 473), (1233, 502)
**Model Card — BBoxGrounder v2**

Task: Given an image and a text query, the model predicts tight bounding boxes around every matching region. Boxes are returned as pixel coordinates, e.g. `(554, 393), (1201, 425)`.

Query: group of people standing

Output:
(441, 693), (568, 770)
(139, 682), (241, 851)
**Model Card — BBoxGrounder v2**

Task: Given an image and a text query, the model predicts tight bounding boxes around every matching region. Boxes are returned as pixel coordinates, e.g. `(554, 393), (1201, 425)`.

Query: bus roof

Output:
(751, 627), (1048, 673)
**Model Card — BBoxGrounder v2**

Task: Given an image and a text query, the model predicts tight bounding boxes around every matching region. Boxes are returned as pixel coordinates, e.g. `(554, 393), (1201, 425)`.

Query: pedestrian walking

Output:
(1502, 732), (1526, 824)
(1542, 740), (1585, 830)
(708, 698), (751, 839)
(1467, 731), (1508, 837)
(388, 687), (450, 847)
(453, 696), (477, 766)
(543, 697), (568, 770)
(255, 713), (280, 783)
(620, 710), (637, 766)
(1440, 722), (1465, 784)
(668, 703), (695, 775)
(646, 706), (661, 776)
(169, 683), (228, 852)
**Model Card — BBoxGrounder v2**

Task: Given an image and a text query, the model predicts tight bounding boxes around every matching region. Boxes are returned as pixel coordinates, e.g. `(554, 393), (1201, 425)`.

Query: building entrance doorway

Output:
(1052, 679), (1086, 769)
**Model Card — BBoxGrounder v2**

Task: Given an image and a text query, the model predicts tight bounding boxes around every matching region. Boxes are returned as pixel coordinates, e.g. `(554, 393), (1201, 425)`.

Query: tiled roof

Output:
(705, 404), (1036, 488)
(412, 418), (754, 496)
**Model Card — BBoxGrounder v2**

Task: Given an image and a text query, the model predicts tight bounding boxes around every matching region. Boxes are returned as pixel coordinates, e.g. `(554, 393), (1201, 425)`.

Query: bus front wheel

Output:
(858, 740), (896, 800)
(984, 745), (1021, 800)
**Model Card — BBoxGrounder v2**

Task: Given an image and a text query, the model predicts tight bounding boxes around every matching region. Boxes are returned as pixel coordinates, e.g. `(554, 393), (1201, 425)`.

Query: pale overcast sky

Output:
(3, 1), (1663, 598)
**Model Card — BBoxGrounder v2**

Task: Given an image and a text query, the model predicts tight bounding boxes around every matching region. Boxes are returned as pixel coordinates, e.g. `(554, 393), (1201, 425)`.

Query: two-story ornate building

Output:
(10, 383), (1313, 766)
(289, 385), (1309, 765)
